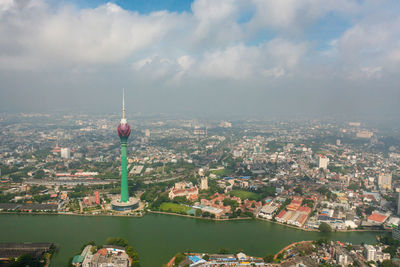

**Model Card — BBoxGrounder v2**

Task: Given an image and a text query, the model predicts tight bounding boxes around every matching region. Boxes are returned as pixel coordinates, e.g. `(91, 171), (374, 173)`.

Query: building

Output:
(0, 243), (54, 261)
(200, 177), (208, 190)
(349, 122), (361, 127)
(169, 182), (198, 201)
(94, 191), (100, 205)
(367, 212), (389, 224)
(144, 129), (150, 137)
(318, 155), (329, 170)
(378, 173), (392, 190)
(233, 150), (243, 157)
(364, 245), (376, 261)
(111, 90), (139, 211)
(336, 252), (348, 266)
(219, 121), (232, 128)
(61, 148), (71, 159)
(397, 192), (400, 216)
(51, 143), (61, 154)
(356, 130), (373, 138)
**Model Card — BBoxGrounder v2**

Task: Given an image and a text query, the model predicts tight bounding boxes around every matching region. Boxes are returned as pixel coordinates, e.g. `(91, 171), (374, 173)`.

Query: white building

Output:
(364, 245), (376, 262)
(378, 173), (392, 190)
(336, 253), (348, 266)
(233, 150), (243, 157)
(200, 177), (208, 190)
(61, 148), (71, 159)
(318, 155), (329, 170)
(357, 130), (373, 138)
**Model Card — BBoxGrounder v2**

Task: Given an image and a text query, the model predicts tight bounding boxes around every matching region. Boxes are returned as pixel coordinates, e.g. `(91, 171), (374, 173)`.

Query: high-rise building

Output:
(144, 129), (150, 137)
(200, 177), (208, 190)
(111, 90), (139, 211)
(397, 192), (400, 216)
(318, 155), (329, 170)
(364, 245), (376, 261)
(378, 173), (392, 190)
(60, 148), (70, 159)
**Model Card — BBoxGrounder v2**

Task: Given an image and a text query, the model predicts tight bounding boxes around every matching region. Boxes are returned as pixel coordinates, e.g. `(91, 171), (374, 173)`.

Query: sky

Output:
(0, 0), (400, 119)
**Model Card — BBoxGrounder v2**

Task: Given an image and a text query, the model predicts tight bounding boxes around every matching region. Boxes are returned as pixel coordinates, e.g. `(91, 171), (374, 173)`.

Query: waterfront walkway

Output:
(273, 240), (313, 260)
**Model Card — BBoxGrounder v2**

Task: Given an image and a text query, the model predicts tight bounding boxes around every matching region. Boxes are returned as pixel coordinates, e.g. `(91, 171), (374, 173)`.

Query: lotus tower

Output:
(111, 90), (139, 211)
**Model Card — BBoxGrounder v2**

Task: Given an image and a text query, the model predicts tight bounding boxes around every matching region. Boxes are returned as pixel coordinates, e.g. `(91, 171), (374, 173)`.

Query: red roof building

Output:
(367, 213), (388, 224)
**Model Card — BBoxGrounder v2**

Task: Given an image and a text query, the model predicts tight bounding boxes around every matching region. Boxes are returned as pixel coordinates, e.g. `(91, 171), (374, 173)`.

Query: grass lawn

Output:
(210, 169), (230, 177)
(159, 202), (191, 213)
(230, 190), (261, 201)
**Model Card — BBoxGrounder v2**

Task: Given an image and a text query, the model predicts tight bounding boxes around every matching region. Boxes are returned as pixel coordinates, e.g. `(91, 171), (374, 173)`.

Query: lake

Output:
(0, 213), (380, 266)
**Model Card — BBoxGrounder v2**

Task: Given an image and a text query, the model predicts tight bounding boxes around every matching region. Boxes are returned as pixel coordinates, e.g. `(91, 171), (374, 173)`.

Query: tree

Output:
(195, 209), (202, 216)
(34, 170), (45, 179)
(218, 248), (230, 254)
(318, 222), (332, 233)
(365, 206), (374, 215)
(105, 237), (129, 247)
(315, 238), (328, 246)
(126, 246), (140, 266)
(263, 254), (274, 263)
(10, 254), (43, 267)
(381, 260), (395, 267)
(174, 252), (185, 265)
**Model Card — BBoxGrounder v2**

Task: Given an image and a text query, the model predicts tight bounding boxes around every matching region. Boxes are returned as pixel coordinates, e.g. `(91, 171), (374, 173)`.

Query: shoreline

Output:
(0, 210), (386, 233)
(148, 210), (252, 221)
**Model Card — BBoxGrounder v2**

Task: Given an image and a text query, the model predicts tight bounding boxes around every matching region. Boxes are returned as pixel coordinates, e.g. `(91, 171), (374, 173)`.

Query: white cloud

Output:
(247, 0), (358, 34)
(263, 67), (285, 78)
(0, 0), (399, 86)
(197, 39), (307, 80)
(332, 15), (400, 78)
(0, 0), (14, 12)
(361, 66), (383, 79)
(177, 55), (195, 71)
(0, 1), (181, 69)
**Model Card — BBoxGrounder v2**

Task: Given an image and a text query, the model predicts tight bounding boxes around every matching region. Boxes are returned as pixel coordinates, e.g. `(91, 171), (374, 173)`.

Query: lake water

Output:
(0, 214), (380, 266)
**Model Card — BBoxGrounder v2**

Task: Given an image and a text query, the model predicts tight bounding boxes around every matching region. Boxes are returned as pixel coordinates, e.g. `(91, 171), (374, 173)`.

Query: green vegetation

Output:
(230, 190), (260, 201)
(159, 202), (191, 213)
(6, 254), (45, 267)
(210, 168), (230, 177)
(318, 222), (332, 233)
(380, 234), (400, 257)
(263, 254), (274, 263)
(301, 199), (314, 208)
(173, 252), (186, 265)
(105, 237), (129, 247)
(254, 186), (276, 198)
(381, 260), (395, 267)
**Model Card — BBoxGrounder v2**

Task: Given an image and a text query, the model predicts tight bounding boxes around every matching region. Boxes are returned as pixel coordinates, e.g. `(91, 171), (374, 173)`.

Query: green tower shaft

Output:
(120, 138), (129, 202)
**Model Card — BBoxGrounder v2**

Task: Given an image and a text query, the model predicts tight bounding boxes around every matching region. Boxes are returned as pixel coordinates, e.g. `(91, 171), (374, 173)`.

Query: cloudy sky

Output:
(0, 0), (399, 118)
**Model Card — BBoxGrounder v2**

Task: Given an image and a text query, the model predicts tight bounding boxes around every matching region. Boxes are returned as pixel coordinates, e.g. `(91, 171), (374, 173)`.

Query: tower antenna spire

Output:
(122, 88), (126, 120)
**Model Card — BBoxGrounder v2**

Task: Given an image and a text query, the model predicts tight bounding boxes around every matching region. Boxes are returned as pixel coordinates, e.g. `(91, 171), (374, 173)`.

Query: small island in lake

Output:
(70, 238), (140, 267)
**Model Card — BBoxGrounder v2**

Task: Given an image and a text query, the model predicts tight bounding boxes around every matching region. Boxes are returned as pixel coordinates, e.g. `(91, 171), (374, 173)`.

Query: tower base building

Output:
(111, 197), (139, 211)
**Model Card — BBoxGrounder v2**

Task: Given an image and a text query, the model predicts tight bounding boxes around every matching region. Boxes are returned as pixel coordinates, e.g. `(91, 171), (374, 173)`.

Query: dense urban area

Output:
(1, 113), (400, 266)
